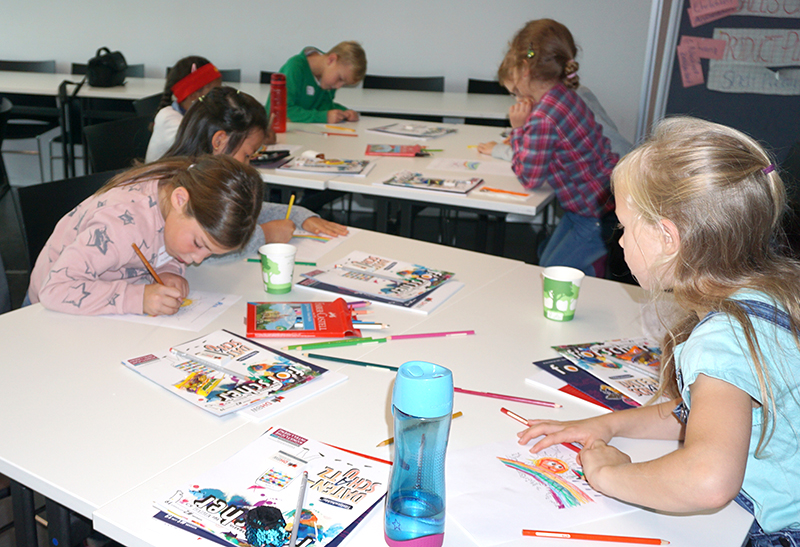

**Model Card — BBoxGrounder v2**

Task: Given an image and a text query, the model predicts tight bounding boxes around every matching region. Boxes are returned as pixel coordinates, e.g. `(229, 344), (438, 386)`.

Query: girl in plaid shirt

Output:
(498, 19), (618, 276)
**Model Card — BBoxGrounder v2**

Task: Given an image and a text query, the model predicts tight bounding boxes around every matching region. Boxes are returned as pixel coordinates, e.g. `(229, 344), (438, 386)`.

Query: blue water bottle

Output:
(385, 361), (453, 547)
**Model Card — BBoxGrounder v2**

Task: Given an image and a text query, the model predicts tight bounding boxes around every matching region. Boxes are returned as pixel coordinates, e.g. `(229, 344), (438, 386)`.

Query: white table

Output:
(0, 225), (750, 546)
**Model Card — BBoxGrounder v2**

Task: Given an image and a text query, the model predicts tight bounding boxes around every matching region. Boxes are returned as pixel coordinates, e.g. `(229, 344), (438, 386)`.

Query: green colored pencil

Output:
(303, 353), (399, 371)
(283, 337), (386, 351)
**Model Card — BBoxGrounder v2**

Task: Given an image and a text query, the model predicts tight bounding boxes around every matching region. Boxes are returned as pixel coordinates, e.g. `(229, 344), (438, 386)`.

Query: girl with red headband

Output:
(146, 56), (223, 162)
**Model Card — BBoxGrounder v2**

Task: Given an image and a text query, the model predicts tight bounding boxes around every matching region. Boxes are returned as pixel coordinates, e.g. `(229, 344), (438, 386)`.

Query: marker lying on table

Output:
(455, 387), (560, 408)
(522, 530), (669, 545)
(377, 412), (463, 447)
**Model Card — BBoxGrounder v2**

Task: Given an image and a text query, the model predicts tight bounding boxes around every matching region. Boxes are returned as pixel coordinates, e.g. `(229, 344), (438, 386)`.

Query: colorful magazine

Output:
(364, 144), (423, 157)
(552, 338), (662, 406)
(526, 356), (640, 412)
(278, 156), (372, 176)
(154, 426), (391, 547)
(380, 170), (483, 194)
(367, 122), (457, 140)
(245, 299), (360, 338)
(123, 330), (346, 418)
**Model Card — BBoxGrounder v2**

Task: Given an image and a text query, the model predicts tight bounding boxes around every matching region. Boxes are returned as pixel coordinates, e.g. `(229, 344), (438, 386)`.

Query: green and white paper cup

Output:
(259, 243), (297, 295)
(541, 266), (585, 322)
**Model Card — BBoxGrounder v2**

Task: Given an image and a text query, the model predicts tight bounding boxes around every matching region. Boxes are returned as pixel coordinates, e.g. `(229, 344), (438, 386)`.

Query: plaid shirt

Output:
(510, 83), (617, 218)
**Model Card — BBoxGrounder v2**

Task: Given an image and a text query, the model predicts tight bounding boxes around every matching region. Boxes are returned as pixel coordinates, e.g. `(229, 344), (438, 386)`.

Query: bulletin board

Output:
(664, 0), (800, 162)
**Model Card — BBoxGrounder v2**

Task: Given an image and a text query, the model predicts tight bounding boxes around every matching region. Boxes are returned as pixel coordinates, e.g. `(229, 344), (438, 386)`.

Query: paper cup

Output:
(541, 266), (585, 322)
(259, 243), (297, 294)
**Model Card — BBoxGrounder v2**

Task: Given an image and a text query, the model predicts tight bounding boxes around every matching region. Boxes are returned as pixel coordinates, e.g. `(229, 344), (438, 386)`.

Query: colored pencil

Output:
(522, 530), (669, 545)
(345, 300), (371, 308)
(454, 387), (560, 408)
(284, 337), (386, 351)
(377, 412), (463, 447)
(352, 322), (390, 329)
(421, 148), (443, 152)
(288, 472), (308, 547)
(295, 261), (317, 266)
(479, 186), (529, 197)
(303, 353), (399, 372)
(322, 132), (358, 137)
(351, 309), (373, 315)
(285, 194), (296, 219)
(322, 442), (393, 465)
(385, 330), (475, 342)
(246, 258), (260, 263)
(131, 243), (163, 285)
(501, 408), (582, 453)
(325, 125), (356, 132)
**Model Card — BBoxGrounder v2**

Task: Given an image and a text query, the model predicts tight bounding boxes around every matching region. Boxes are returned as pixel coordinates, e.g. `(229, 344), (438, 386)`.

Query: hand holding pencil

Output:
(133, 243), (187, 316)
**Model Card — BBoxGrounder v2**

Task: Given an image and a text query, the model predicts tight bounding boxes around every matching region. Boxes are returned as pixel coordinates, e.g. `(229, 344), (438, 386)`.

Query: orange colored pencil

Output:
(131, 243), (163, 285)
(522, 530), (669, 545)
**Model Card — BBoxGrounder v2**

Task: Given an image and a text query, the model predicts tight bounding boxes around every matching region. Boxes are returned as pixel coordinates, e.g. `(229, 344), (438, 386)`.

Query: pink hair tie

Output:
(566, 73), (577, 79)
(763, 164), (775, 174)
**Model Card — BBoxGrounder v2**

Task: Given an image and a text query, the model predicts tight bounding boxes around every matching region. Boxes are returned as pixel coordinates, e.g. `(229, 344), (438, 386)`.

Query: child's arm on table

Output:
(521, 375), (751, 513)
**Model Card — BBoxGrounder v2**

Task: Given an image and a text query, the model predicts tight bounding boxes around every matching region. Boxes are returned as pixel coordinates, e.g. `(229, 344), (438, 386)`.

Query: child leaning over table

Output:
(266, 41), (366, 124)
(518, 117), (800, 547)
(163, 86), (347, 263)
(26, 156), (263, 316)
(491, 19), (619, 276)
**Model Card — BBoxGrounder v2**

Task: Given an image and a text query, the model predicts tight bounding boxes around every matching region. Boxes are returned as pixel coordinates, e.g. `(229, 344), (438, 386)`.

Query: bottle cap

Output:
(270, 73), (286, 84)
(392, 361), (453, 419)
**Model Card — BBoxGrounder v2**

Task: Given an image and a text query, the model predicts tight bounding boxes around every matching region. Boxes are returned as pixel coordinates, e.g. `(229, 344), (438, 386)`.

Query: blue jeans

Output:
(538, 212), (607, 276)
(737, 493), (800, 547)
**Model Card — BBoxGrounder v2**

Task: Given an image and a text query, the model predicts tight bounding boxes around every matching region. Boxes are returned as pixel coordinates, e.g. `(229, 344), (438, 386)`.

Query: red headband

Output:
(171, 63), (222, 102)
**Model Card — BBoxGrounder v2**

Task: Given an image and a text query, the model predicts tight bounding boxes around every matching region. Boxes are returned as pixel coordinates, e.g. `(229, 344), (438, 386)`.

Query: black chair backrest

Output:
(165, 66), (239, 82)
(132, 93), (162, 118)
(71, 63), (144, 78)
(0, 97), (12, 190)
(15, 170), (121, 266)
(260, 71), (275, 84)
(467, 78), (510, 95)
(363, 75), (444, 92)
(83, 116), (152, 173)
(0, 60), (56, 73)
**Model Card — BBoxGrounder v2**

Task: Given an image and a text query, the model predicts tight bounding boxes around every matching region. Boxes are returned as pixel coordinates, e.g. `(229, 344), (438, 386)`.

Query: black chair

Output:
(0, 97), (13, 188)
(132, 93), (162, 118)
(360, 74), (445, 123)
(165, 66), (240, 83)
(260, 71), (276, 84)
(465, 78), (510, 127)
(14, 170), (121, 267)
(781, 141), (800, 259)
(83, 116), (151, 173)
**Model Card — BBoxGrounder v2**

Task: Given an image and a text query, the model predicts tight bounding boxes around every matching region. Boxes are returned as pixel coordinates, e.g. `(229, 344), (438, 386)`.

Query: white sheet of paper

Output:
(291, 227), (360, 263)
(99, 290), (240, 331)
(446, 438), (637, 546)
(426, 157), (515, 177)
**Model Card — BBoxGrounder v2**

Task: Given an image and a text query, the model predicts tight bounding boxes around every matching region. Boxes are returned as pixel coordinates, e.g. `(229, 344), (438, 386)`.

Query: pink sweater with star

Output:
(28, 179), (186, 315)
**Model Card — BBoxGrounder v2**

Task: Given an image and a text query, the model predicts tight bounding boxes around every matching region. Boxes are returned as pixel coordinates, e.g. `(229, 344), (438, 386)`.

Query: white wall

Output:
(1, 0), (652, 142)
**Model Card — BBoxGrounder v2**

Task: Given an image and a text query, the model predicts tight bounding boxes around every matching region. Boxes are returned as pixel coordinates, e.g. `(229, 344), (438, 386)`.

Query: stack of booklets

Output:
(297, 251), (464, 314)
(379, 170), (483, 194)
(526, 337), (662, 409)
(245, 298), (361, 338)
(153, 426), (391, 547)
(122, 329), (346, 420)
(364, 144), (424, 157)
(278, 156), (374, 176)
(367, 122), (457, 140)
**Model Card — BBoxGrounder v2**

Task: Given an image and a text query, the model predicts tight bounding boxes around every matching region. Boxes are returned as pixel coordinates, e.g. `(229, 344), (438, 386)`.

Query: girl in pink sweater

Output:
(28, 156), (263, 316)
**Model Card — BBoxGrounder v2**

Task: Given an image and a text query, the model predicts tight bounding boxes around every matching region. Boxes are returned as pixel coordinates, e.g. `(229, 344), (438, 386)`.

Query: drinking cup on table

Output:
(259, 243), (297, 294)
(541, 266), (584, 322)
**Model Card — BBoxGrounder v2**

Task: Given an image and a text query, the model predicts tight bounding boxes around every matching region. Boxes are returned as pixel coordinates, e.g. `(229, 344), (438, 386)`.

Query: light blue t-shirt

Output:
(675, 291), (800, 533)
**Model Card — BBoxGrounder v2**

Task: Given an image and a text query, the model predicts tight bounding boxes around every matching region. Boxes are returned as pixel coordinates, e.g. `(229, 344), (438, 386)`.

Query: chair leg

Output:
(10, 480), (38, 547)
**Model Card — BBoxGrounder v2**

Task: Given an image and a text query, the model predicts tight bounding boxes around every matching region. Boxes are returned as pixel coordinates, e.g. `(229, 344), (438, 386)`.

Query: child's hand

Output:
(143, 283), (185, 316)
(261, 219), (296, 243)
(477, 141), (497, 155)
(302, 217), (349, 237)
(517, 417), (614, 456)
(327, 109), (347, 123)
(342, 109), (359, 121)
(579, 440), (632, 492)
(508, 99), (534, 128)
(265, 114), (277, 145)
(160, 272), (189, 299)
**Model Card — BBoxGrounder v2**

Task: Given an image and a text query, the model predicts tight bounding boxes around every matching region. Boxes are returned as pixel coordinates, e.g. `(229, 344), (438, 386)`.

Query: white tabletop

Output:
(260, 117), (554, 218)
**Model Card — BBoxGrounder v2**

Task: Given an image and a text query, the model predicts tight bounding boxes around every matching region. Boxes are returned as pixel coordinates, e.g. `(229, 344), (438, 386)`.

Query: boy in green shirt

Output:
(267, 41), (367, 124)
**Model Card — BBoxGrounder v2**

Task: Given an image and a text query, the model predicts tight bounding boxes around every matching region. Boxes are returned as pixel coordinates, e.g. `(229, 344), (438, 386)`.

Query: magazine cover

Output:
(364, 144), (423, 157)
(380, 170), (483, 194)
(245, 299), (360, 338)
(367, 122), (457, 140)
(278, 156), (371, 175)
(154, 427), (391, 547)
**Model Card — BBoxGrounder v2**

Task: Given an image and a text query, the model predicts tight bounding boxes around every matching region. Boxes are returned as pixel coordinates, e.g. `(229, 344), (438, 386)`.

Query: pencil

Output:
(288, 472), (308, 547)
(454, 387), (560, 408)
(522, 530), (669, 545)
(345, 300), (371, 308)
(377, 411), (463, 447)
(422, 149), (443, 152)
(479, 186), (529, 197)
(295, 261), (317, 266)
(303, 353), (399, 371)
(352, 322), (390, 329)
(322, 132), (358, 137)
(285, 194), (296, 219)
(385, 330), (475, 342)
(131, 243), (163, 285)
(325, 125), (356, 132)
(284, 337), (386, 351)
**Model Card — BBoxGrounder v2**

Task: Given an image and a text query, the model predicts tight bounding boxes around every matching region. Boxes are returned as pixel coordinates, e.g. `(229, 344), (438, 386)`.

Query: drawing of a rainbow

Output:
(497, 457), (593, 509)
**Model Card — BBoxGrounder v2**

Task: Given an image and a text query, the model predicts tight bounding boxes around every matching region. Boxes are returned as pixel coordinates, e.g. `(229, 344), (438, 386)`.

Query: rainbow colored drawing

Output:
(497, 457), (594, 509)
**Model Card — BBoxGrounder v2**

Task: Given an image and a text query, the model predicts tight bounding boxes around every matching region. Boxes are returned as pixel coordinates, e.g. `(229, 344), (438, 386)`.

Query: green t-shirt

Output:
(266, 47), (347, 124)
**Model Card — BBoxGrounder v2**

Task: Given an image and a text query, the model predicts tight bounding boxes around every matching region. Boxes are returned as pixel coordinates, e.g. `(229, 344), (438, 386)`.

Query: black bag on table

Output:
(86, 47), (127, 87)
